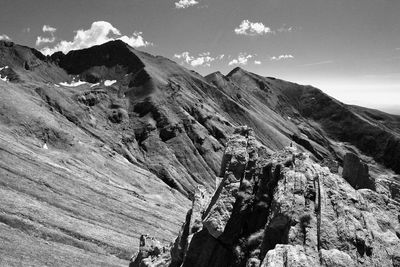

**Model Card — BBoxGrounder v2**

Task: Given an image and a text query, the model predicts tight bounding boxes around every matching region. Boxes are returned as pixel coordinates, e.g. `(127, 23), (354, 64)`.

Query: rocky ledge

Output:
(131, 126), (400, 267)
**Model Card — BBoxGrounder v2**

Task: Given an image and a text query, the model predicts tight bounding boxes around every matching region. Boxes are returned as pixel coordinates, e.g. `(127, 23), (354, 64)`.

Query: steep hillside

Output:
(0, 41), (190, 266)
(0, 40), (399, 266)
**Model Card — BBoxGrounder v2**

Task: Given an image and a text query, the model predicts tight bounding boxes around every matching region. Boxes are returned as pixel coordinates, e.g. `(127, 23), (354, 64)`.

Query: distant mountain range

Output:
(0, 39), (399, 266)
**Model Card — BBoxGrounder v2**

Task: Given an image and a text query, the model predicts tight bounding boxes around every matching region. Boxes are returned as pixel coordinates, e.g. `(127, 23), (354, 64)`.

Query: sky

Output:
(0, 0), (399, 114)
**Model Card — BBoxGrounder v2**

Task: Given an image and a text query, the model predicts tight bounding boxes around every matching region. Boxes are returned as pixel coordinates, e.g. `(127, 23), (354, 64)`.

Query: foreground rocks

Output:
(132, 127), (400, 267)
(342, 152), (375, 190)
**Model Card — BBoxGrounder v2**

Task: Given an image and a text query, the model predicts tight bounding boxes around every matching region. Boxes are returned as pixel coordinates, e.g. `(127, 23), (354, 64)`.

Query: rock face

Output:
(342, 153), (375, 190)
(133, 127), (400, 267)
(129, 235), (167, 267)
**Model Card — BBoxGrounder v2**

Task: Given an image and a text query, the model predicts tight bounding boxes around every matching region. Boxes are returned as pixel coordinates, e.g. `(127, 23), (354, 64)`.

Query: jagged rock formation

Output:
(129, 235), (167, 267)
(342, 152), (375, 190)
(133, 127), (400, 267)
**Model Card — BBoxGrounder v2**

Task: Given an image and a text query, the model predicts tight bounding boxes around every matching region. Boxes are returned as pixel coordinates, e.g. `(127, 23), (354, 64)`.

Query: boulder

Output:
(342, 153), (375, 190)
(129, 235), (165, 267)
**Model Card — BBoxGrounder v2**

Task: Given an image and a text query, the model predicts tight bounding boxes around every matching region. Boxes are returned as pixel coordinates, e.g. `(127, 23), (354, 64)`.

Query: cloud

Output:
(228, 53), (253, 65)
(174, 51), (223, 67)
(119, 32), (151, 47)
(36, 36), (56, 46)
(270, 54), (294, 61)
(254, 60), (262, 65)
(234, 20), (274, 36)
(175, 0), (199, 9)
(0, 34), (11, 41)
(43, 25), (57, 33)
(39, 21), (151, 55)
(23, 27), (30, 33)
(396, 48), (400, 51)
(36, 25), (57, 46)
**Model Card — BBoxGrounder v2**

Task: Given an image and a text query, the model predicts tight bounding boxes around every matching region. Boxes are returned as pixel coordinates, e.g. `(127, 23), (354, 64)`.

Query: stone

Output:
(129, 235), (165, 267)
(139, 128), (400, 267)
(261, 245), (319, 267)
(342, 153), (375, 190)
(320, 249), (355, 267)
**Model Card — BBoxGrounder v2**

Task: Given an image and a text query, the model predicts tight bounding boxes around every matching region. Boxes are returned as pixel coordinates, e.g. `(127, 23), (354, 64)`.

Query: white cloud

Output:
(39, 21), (151, 55)
(119, 32), (151, 47)
(254, 60), (262, 65)
(191, 57), (213, 66)
(174, 51), (224, 67)
(175, 0), (199, 9)
(174, 52), (193, 63)
(234, 20), (274, 36)
(43, 25), (57, 33)
(36, 36), (56, 46)
(270, 54), (294, 61)
(36, 25), (57, 46)
(228, 53), (253, 65)
(0, 34), (11, 41)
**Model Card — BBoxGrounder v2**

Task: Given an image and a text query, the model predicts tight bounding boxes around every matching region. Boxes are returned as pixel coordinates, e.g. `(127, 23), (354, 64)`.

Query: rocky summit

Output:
(132, 127), (400, 267)
(1, 40), (400, 266)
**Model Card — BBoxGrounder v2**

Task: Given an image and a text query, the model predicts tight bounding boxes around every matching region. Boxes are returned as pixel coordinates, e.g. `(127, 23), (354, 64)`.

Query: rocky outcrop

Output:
(130, 185), (211, 267)
(130, 235), (167, 267)
(169, 185), (211, 267)
(133, 127), (400, 267)
(342, 153), (375, 190)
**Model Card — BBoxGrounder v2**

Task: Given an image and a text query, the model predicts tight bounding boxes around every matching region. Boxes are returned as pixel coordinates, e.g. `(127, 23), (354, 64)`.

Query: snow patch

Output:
(90, 83), (100, 87)
(0, 66), (9, 82)
(54, 84), (60, 87)
(104, 80), (117, 86)
(59, 80), (87, 87)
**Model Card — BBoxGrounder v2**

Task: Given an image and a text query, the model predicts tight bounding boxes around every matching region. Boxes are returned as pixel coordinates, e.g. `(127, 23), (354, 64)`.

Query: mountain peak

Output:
(51, 39), (145, 76)
(204, 71), (224, 80)
(226, 66), (247, 77)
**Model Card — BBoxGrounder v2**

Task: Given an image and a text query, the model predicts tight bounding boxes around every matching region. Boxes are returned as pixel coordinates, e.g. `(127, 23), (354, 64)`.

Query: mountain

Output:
(0, 39), (399, 266)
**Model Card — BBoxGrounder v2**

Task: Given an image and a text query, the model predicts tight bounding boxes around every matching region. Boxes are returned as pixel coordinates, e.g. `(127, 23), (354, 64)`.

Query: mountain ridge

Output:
(0, 39), (400, 266)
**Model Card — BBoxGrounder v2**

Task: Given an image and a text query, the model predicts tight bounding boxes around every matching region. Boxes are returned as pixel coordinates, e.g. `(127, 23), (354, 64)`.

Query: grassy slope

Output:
(0, 80), (189, 266)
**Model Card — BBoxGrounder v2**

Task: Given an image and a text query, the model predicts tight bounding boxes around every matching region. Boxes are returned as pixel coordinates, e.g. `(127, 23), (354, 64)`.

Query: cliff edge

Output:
(132, 126), (400, 267)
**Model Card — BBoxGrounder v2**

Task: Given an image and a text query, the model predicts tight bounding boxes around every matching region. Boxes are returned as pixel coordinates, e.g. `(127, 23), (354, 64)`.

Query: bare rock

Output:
(177, 129), (400, 267)
(261, 244), (319, 267)
(130, 235), (166, 267)
(342, 153), (375, 190)
(170, 185), (210, 267)
(320, 249), (355, 267)
(108, 108), (128, 123)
